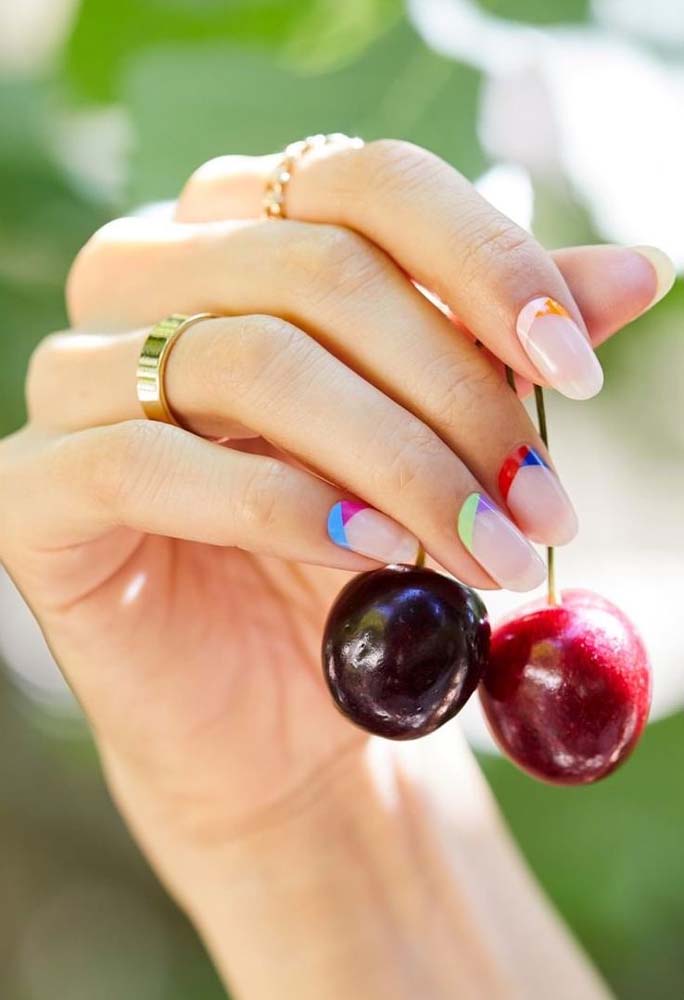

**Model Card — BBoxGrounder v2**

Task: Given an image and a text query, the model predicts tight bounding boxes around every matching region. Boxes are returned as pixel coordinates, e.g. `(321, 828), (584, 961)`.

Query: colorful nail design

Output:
(328, 501), (420, 564)
(516, 296), (603, 400)
(499, 444), (550, 499)
(458, 492), (546, 592)
(499, 446), (578, 546)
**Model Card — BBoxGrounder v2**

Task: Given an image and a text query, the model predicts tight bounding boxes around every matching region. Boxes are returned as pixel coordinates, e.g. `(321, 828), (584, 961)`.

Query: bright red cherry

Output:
(322, 565), (490, 739)
(479, 589), (651, 785)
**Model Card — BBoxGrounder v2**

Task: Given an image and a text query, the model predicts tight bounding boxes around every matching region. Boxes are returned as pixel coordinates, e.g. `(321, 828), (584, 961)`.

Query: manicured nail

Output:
(499, 445), (578, 546)
(458, 492), (546, 592)
(630, 245), (676, 311)
(328, 501), (420, 564)
(516, 297), (604, 400)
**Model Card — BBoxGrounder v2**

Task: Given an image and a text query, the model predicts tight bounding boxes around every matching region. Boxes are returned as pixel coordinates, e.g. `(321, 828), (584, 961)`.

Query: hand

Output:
(1, 139), (668, 998)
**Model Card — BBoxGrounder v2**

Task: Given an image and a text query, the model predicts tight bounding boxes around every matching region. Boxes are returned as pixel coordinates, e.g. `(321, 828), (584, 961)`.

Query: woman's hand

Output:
(0, 140), (670, 998)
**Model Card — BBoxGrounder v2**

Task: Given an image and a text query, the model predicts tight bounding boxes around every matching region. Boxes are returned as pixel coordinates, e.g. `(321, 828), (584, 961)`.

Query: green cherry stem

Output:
(415, 542), (426, 569)
(505, 367), (558, 605)
(533, 383), (558, 606)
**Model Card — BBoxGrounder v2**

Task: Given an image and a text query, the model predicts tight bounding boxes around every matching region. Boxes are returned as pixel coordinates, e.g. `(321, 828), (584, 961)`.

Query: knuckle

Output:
(454, 215), (534, 290)
(178, 155), (240, 210)
(24, 331), (69, 419)
(279, 223), (384, 305)
(238, 459), (288, 535)
(225, 315), (305, 401)
(66, 217), (172, 328)
(421, 351), (501, 427)
(65, 218), (128, 326)
(362, 139), (448, 197)
(377, 416), (445, 500)
(182, 155), (225, 191)
(84, 420), (177, 517)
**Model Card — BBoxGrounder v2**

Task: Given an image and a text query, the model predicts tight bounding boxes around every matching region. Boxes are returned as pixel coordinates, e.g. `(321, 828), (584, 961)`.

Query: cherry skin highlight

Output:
(322, 565), (490, 740)
(479, 589), (651, 785)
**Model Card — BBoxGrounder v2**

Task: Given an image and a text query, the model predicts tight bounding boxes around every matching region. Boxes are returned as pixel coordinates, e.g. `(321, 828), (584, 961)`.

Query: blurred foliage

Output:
(125, 21), (483, 202)
(0, 675), (225, 999)
(0, 0), (683, 997)
(476, 0), (589, 23)
(63, 0), (404, 101)
(480, 711), (684, 999)
(0, 80), (110, 435)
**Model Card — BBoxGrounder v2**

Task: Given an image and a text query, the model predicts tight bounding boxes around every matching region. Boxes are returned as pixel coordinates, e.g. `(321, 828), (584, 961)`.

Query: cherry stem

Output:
(415, 543), (426, 569)
(505, 368), (558, 605)
(533, 384), (558, 606)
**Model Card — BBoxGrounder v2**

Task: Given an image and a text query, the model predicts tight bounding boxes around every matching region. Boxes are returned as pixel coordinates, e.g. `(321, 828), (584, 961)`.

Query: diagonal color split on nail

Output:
(328, 501), (420, 564)
(458, 491), (546, 592)
(499, 445), (578, 546)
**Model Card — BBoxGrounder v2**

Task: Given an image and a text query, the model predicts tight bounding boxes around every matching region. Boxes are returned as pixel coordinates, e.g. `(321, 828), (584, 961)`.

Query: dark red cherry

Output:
(479, 589), (651, 785)
(322, 565), (490, 739)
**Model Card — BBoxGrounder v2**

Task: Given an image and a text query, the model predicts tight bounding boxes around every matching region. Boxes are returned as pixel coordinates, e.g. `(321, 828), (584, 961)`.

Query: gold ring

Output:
(136, 313), (216, 427)
(262, 132), (364, 220)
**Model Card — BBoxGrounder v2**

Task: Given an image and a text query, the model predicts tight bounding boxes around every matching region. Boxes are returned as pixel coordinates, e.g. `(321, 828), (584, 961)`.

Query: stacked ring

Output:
(262, 132), (364, 220)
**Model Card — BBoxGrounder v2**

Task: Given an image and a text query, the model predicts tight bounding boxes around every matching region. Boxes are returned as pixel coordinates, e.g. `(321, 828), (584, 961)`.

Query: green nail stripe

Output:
(458, 492), (480, 552)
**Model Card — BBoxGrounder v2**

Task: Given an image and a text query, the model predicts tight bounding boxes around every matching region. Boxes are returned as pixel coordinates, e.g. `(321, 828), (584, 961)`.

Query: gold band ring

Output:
(262, 132), (364, 220)
(136, 313), (216, 427)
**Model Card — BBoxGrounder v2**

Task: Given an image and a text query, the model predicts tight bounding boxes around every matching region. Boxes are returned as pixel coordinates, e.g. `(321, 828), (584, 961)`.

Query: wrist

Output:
(105, 731), (610, 1000)
(176, 737), (508, 1000)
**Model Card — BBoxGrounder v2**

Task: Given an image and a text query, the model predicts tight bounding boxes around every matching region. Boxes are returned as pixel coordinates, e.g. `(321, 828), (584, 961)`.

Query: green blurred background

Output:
(1, 1), (683, 997)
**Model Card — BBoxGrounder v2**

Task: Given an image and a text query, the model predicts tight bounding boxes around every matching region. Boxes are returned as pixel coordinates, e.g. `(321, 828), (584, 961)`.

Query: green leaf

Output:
(124, 19), (485, 203)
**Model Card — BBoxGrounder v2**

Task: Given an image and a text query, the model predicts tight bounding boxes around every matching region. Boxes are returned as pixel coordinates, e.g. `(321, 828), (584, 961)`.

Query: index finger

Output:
(176, 140), (603, 400)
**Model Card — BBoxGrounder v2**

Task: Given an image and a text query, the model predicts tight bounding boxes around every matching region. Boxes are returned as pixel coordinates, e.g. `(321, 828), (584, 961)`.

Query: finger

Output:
(174, 142), (604, 400)
(169, 157), (677, 352)
(455, 242), (676, 398)
(551, 244), (676, 348)
(66, 218), (577, 547)
(4, 420), (421, 570)
(28, 317), (545, 591)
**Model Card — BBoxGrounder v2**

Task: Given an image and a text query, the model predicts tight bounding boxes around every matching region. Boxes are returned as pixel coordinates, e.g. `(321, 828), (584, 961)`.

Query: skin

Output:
(0, 138), (669, 998)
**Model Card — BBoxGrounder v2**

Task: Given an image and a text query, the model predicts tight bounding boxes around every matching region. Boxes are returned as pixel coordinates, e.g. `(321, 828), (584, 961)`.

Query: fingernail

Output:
(328, 501), (420, 564)
(458, 492), (546, 592)
(629, 245), (676, 311)
(516, 296), (604, 400)
(499, 445), (578, 546)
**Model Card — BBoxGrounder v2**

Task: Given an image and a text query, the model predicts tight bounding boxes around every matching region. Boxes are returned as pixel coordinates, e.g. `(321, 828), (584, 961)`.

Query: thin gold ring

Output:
(136, 313), (216, 427)
(262, 132), (364, 220)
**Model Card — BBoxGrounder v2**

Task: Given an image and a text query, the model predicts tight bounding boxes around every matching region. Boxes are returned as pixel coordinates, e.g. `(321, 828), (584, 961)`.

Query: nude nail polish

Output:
(629, 246), (676, 311)
(499, 445), (578, 546)
(516, 297), (603, 400)
(328, 501), (420, 564)
(457, 492), (546, 592)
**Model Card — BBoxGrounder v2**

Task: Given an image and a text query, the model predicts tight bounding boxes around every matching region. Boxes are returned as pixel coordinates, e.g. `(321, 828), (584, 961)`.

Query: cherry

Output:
(479, 589), (651, 785)
(322, 565), (490, 739)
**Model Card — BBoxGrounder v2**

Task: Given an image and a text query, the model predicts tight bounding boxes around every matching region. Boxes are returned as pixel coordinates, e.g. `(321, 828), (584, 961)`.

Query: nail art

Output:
(458, 492), (546, 592)
(516, 296), (604, 401)
(328, 501), (420, 564)
(499, 446), (578, 546)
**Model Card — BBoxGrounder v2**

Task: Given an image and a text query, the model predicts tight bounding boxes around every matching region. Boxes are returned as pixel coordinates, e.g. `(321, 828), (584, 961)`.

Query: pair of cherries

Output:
(322, 379), (651, 785)
(322, 564), (650, 784)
